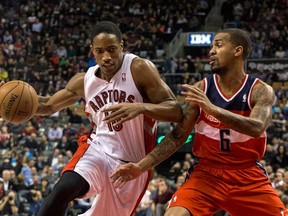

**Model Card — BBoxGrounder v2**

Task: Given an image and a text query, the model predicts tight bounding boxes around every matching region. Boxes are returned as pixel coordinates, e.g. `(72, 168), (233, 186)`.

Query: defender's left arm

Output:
(182, 81), (274, 137)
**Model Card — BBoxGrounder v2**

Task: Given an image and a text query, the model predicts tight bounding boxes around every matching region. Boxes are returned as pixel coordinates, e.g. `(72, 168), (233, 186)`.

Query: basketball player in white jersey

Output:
(35, 21), (182, 216)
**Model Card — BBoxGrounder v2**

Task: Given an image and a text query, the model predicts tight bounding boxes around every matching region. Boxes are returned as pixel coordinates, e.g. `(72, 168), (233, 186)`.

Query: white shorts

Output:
(62, 135), (150, 216)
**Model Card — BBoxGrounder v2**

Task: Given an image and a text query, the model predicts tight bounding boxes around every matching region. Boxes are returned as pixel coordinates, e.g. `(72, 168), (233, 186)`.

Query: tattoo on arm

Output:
(147, 131), (183, 167)
(250, 82), (274, 125)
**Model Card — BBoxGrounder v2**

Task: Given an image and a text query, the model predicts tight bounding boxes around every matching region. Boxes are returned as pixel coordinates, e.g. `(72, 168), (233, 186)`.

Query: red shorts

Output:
(168, 161), (287, 216)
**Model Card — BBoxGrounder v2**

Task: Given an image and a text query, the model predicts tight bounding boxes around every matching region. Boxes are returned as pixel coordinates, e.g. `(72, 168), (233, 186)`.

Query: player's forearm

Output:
(36, 90), (81, 116)
(36, 103), (59, 116)
(141, 101), (183, 122)
(138, 131), (185, 172)
(212, 106), (268, 137)
(35, 96), (55, 115)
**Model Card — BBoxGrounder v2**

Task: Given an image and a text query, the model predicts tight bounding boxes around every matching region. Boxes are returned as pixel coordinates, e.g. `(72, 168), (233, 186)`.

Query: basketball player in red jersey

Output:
(34, 21), (182, 216)
(111, 28), (288, 216)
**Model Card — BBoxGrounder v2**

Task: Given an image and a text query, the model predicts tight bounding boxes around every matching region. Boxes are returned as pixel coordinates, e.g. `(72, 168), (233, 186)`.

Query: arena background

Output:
(0, 0), (287, 215)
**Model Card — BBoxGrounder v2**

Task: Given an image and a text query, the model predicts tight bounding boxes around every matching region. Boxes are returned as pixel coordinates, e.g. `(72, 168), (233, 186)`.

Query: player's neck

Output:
(216, 70), (246, 96)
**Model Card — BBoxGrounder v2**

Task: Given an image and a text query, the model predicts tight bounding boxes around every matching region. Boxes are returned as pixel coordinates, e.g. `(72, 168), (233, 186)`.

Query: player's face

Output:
(91, 33), (123, 79)
(209, 33), (236, 73)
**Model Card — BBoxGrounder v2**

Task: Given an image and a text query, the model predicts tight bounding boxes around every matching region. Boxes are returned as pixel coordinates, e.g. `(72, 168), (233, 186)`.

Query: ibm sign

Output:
(187, 33), (214, 46)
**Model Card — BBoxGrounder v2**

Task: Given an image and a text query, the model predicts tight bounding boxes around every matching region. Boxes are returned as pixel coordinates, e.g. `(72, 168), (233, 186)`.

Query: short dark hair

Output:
(218, 28), (252, 59)
(90, 21), (122, 44)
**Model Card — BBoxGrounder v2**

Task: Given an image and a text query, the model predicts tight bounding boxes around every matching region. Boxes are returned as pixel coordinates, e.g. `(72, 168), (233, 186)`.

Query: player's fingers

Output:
(110, 169), (122, 181)
(113, 176), (128, 188)
(181, 84), (191, 88)
(112, 114), (135, 126)
(103, 110), (124, 122)
(0, 81), (4, 87)
(182, 84), (203, 94)
(102, 104), (121, 112)
(110, 166), (128, 180)
(181, 91), (193, 96)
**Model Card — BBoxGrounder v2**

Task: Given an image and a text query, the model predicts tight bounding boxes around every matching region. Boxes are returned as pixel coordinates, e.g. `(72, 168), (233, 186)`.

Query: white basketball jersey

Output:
(84, 53), (156, 162)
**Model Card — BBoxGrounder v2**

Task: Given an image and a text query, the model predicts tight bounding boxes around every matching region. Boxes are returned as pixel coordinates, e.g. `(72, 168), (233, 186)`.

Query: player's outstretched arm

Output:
(36, 73), (85, 116)
(110, 100), (199, 188)
(103, 58), (183, 125)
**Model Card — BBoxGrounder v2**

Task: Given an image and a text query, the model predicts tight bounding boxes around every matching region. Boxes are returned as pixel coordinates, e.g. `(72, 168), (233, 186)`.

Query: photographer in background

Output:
(0, 190), (18, 216)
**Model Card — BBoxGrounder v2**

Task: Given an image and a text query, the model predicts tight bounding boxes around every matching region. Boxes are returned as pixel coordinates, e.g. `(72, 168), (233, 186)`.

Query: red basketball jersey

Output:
(193, 74), (266, 166)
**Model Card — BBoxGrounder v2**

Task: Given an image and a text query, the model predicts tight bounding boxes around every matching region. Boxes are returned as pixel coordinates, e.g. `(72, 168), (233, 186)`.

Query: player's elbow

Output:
(249, 126), (266, 138)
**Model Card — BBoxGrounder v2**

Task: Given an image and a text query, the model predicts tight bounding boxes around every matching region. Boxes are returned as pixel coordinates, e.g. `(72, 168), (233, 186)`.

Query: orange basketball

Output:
(0, 80), (38, 124)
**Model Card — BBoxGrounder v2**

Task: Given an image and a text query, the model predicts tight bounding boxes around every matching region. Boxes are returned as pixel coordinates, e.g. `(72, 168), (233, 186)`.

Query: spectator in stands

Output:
(40, 178), (51, 199)
(52, 154), (66, 176)
(28, 189), (43, 216)
(272, 113), (287, 138)
(175, 175), (185, 190)
(22, 120), (37, 136)
(272, 169), (285, 189)
(194, 57), (205, 76)
(275, 46), (286, 58)
(271, 136), (282, 152)
(263, 44), (274, 58)
(0, 157), (13, 174)
(8, 170), (17, 188)
(263, 144), (276, 165)
(2, 30), (13, 43)
(271, 144), (288, 171)
(24, 132), (39, 154)
(47, 121), (63, 143)
(167, 161), (182, 182)
(48, 148), (60, 168)
(152, 176), (174, 216)
(45, 167), (58, 187)
(0, 190), (18, 215)
(0, 125), (11, 144)
(20, 157), (33, 187)
(35, 154), (47, 172)
(14, 173), (26, 192)
(135, 181), (154, 216)
(56, 135), (71, 153)
(63, 122), (77, 137)
(38, 134), (53, 152)
(1, 169), (16, 195)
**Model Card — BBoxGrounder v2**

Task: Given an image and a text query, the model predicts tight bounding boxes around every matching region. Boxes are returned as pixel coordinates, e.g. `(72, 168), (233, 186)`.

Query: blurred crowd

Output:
(221, 0), (288, 59)
(0, 0), (287, 216)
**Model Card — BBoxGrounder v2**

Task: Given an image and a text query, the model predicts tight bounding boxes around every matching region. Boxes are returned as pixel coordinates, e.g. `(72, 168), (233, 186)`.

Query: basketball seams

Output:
(27, 84), (34, 119)
(1, 80), (38, 124)
(10, 81), (24, 123)
(0, 81), (20, 109)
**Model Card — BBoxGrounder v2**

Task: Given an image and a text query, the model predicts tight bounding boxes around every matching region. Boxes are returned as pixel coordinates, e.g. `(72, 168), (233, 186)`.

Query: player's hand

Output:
(110, 162), (142, 188)
(181, 84), (216, 115)
(102, 103), (144, 126)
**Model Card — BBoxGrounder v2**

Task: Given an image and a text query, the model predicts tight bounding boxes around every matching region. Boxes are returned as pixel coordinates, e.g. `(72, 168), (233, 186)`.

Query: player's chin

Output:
(102, 67), (116, 74)
(211, 65), (222, 74)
